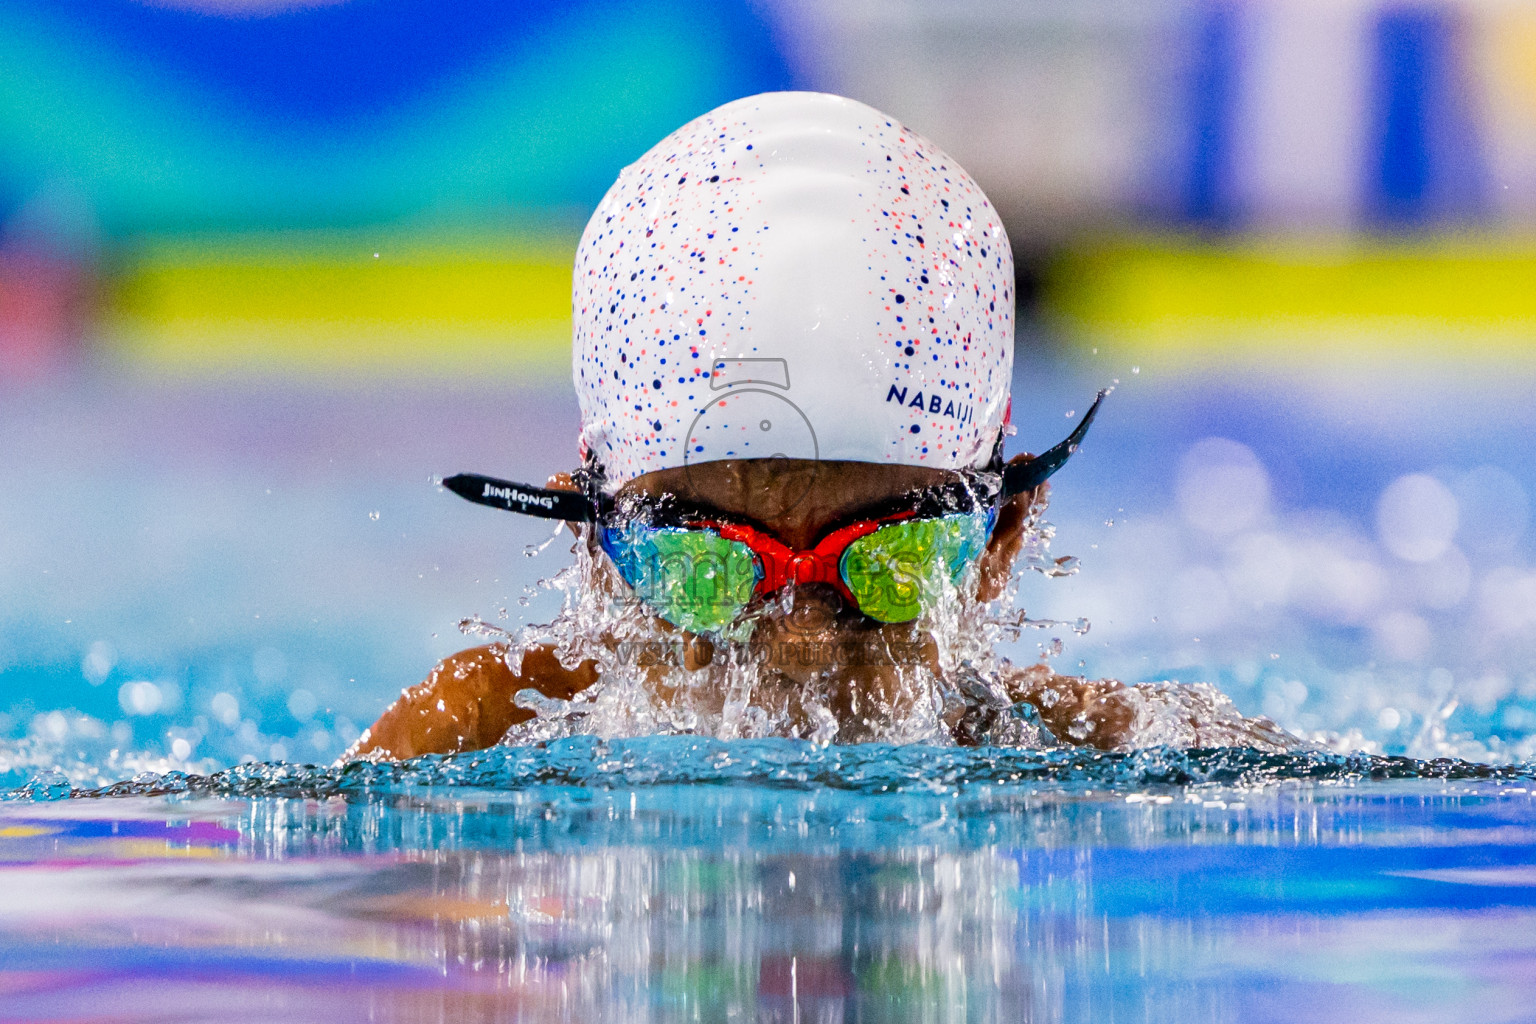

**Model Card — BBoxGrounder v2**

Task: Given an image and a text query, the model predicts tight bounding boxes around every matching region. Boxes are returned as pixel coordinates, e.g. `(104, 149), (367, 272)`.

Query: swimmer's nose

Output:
(780, 582), (845, 636)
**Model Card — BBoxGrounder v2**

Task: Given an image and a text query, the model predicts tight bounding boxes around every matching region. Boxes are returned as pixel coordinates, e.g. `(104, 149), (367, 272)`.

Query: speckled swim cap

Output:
(572, 91), (1014, 491)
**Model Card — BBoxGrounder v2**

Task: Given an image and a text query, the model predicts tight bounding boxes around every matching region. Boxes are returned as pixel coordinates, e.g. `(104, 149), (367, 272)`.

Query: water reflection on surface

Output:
(2, 770), (1536, 1022)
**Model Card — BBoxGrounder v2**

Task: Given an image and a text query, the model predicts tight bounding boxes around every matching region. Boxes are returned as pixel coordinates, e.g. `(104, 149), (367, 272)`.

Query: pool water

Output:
(4, 739), (1535, 1023)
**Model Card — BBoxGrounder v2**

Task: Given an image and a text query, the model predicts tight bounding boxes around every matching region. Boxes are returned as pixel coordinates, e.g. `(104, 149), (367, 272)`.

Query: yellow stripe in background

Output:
(104, 229), (578, 378)
(1045, 236), (1536, 367)
(104, 230), (1536, 377)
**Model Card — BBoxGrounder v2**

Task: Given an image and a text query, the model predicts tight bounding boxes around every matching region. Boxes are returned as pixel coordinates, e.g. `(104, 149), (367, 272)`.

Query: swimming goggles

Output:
(442, 391), (1103, 634)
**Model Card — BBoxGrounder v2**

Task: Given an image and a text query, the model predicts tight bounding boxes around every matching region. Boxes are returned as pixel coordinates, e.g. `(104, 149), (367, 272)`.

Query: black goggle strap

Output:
(1000, 389), (1107, 498)
(441, 473), (606, 522)
(908, 476), (999, 519)
(444, 390), (1102, 523)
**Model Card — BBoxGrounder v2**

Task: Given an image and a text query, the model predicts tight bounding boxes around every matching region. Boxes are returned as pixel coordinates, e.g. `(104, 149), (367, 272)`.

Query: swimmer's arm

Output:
(1006, 664), (1298, 752)
(1006, 667), (1136, 749)
(343, 644), (597, 762)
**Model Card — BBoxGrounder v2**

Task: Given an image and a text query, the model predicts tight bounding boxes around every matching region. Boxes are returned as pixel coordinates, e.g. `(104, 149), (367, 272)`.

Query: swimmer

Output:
(349, 92), (1293, 761)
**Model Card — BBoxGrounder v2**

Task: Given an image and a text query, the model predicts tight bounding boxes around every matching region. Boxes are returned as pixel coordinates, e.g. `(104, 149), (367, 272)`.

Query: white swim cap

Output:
(572, 91), (1014, 490)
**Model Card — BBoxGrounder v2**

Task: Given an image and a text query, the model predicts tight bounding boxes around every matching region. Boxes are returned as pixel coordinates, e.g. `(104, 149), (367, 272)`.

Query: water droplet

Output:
(525, 520), (566, 558)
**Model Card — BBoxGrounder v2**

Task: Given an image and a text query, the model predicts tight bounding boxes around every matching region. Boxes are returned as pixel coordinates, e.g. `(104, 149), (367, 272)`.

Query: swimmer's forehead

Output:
(620, 459), (959, 524)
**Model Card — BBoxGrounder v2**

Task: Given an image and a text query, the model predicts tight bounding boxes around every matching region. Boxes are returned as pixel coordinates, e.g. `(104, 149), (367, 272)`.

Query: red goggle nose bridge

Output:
(788, 552), (838, 587)
(708, 515), (914, 605)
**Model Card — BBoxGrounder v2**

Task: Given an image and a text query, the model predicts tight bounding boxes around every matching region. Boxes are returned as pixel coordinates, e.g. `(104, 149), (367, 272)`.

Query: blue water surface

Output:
(2, 738), (1535, 1023)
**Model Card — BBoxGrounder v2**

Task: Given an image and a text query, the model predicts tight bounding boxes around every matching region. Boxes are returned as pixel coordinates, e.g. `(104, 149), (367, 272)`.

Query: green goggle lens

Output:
(839, 514), (991, 623)
(601, 525), (761, 635)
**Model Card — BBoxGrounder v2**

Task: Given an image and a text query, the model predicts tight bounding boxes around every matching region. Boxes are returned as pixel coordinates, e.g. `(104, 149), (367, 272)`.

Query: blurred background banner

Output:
(4, 0), (1535, 372)
(2, 0), (1536, 774)
(0, 0), (798, 374)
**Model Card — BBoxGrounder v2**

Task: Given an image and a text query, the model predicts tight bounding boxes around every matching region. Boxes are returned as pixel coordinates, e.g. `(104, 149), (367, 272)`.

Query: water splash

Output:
(1016, 500), (1080, 578)
(474, 486), (1092, 749)
(523, 519), (566, 558)
(0, 711), (219, 794)
(431, 487), (1301, 756)
(19, 736), (1535, 803)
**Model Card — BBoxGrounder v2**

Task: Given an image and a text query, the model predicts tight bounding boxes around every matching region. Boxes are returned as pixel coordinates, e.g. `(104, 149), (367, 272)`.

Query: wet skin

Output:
(348, 456), (1241, 760)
